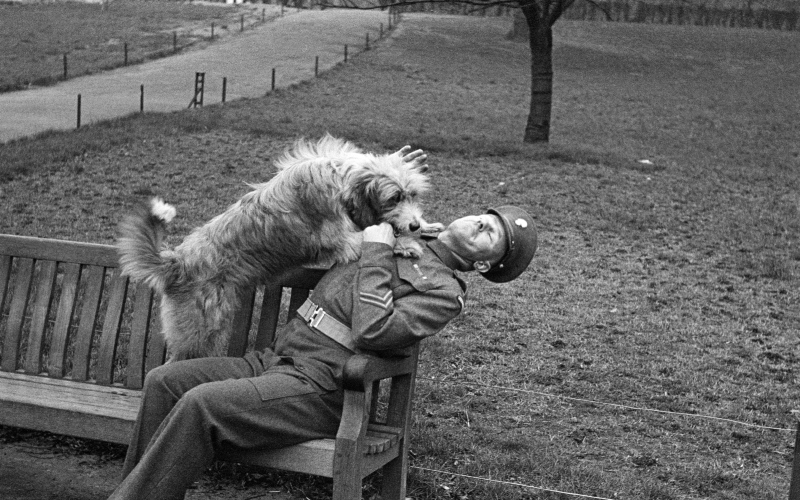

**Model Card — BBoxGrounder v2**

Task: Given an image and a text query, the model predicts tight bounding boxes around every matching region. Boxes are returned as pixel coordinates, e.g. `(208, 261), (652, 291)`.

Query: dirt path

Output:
(0, 7), (391, 143)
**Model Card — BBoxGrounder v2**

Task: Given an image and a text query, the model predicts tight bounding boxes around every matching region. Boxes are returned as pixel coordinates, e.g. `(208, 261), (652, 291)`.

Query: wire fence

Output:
(417, 376), (795, 432)
(411, 375), (797, 499)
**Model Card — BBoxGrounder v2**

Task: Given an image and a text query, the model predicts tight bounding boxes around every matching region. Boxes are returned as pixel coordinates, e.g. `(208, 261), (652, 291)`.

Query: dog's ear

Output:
(341, 171), (382, 229)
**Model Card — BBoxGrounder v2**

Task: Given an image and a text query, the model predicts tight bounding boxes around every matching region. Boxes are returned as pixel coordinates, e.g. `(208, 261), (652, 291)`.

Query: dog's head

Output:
(341, 154), (430, 233)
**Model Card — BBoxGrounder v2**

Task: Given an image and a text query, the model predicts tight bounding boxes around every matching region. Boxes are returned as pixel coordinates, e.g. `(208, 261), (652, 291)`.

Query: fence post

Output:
(211, 22), (215, 39)
(344, 44), (348, 62)
(63, 53), (68, 80)
(140, 84), (144, 113)
(365, 32), (370, 50)
(124, 42), (128, 66)
(76, 94), (81, 129)
(222, 77), (227, 103)
(271, 67), (276, 91)
(380, 22), (383, 38)
(262, 8), (265, 22)
(173, 31), (177, 53)
(241, 14), (244, 32)
(315, 56), (319, 77)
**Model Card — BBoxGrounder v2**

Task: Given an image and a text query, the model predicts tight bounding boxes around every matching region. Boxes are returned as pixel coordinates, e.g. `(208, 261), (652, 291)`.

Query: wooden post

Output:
(315, 56), (319, 77)
(241, 14), (244, 31)
(63, 53), (68, 80)
(173, 31), (177, 53)
(140, 84), (144, 113)
(380, 23), (383, 38)
(124, 42), (128, 66)
(76, 94), (81, 129)
(211, 22), (215, 39)
(222, 77), (227, 103)
(365, 32), (370, 50)
(262, 8), (265, 22)
(271, 67), (276, 91)
(344, 44), (348, 62)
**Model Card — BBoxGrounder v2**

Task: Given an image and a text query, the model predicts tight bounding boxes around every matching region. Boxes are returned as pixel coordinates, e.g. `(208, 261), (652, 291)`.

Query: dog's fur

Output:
(117, 135), (434, 360)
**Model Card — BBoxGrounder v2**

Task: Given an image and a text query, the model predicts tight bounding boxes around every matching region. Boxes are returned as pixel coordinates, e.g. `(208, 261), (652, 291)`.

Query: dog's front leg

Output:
(419, 220), (445, 235)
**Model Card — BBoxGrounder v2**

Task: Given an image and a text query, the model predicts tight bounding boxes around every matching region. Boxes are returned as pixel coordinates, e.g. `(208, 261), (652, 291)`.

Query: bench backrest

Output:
(0, 235), (325, 389)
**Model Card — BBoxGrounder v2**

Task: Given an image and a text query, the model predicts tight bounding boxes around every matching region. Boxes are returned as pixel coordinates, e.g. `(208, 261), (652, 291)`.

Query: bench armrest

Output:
(341, 353), (417, 391)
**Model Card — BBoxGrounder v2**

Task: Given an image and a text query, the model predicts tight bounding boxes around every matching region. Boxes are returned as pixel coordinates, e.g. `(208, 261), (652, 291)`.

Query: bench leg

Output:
(332, 439), (363, 500)
(379, 440), (408, 500)
(791, 420), (800, 500)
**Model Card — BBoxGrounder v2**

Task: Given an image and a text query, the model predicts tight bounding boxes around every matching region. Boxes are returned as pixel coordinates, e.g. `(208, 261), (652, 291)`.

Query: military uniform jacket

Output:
(261, 238), (467, 391)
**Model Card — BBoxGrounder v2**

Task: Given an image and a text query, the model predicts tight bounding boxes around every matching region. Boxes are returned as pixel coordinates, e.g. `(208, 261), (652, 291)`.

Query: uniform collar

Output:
(426, 238), (471, 273)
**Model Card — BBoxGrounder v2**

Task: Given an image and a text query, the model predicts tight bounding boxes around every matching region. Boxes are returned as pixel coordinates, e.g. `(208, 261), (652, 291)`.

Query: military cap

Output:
(482, 205), (537, 283)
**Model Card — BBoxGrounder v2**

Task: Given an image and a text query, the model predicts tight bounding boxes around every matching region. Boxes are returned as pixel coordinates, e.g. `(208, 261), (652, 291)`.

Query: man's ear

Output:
(473, 261), (492, 273)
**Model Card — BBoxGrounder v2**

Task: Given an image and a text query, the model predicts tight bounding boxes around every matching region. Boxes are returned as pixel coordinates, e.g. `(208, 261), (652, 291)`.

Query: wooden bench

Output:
(0, 234), (420, 499)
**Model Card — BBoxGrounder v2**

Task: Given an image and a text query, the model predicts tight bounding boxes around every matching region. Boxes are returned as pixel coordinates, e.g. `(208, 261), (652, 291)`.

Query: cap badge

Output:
(515, 218), (528, 229)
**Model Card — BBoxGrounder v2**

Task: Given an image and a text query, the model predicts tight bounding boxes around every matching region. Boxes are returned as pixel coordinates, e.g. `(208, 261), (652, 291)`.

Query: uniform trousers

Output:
(109, 353), (344, 500)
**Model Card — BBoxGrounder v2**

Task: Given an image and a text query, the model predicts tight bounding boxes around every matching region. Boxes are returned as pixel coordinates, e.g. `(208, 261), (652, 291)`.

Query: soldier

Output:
(110, 205), (538, 500)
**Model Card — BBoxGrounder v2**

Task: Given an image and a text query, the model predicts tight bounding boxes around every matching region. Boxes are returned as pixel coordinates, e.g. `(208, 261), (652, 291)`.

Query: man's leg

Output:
(111, 367), (342, 500)
(121, 356), (259, 478)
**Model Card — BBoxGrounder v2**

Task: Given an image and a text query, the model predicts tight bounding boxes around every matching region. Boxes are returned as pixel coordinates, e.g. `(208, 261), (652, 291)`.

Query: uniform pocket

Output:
(247, 372), (320, 402)
(396, 258), (437, 292)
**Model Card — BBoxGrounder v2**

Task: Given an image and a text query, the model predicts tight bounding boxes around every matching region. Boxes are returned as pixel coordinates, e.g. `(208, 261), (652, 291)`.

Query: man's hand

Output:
(363, 223), (396, 247)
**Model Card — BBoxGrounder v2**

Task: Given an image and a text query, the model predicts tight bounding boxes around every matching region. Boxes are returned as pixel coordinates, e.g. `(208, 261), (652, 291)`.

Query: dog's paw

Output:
(393, 146), (428, 172)
(394, 236), (424, 259)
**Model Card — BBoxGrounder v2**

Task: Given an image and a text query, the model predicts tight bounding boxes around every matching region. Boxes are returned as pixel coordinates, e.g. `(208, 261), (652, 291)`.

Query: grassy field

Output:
(0, 0), (269, 92)
(1, 10), (800, 500)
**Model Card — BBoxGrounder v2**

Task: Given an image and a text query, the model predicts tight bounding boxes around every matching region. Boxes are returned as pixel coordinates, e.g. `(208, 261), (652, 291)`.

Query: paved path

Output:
(0, 7), (391, 143)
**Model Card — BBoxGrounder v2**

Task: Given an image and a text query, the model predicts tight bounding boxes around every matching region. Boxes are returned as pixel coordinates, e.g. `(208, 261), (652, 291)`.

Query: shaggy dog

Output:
(118, 135), (439, 360)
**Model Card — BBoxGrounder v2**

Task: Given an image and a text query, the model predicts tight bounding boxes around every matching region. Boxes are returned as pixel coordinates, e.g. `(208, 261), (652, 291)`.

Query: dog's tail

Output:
(117, 198), (181, 293)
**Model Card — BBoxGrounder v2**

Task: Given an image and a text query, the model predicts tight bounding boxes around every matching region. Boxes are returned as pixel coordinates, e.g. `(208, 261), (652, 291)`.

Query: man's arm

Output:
(350, 227), (464, 351)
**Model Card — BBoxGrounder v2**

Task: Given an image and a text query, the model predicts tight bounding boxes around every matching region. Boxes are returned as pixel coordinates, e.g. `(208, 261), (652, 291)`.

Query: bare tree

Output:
(320, 0), (577, 142)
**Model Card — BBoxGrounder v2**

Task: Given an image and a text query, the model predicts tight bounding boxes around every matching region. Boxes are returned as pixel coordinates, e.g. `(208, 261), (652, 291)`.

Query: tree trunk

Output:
(521, 4), (553, 143)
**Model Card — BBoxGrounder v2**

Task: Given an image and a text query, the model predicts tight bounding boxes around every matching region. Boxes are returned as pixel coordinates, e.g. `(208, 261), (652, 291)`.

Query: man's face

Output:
(439, 214), (507, 264)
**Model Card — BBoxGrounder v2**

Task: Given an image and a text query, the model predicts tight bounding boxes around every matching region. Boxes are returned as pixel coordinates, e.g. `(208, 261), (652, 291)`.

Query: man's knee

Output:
(142, 363), (188, 401)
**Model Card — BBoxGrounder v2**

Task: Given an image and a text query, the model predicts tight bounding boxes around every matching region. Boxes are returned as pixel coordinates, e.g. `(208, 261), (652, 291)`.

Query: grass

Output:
(0, 0), (271, 92)
(1, 10), (800, 500)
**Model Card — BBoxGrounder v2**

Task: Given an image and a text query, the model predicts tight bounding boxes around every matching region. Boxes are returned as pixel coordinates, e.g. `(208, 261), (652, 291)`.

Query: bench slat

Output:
(72, 265), (106, 381)
(145, 310), (166, 373)
(220, 430), (401, 478)
(228, 286), (256, 357)
(48, 263), (82, 378)
(0, 371), (139, 444)
(0, 255), (11, 316)
(288, 287), (309, 318)
(24, 260), (58, 374)
(126, 283), (153, 389)
(96, 269), (128, 385)
(0, 234), (119, 268)
(2, 258), (35, 372)
(254, 284), (283, 352)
